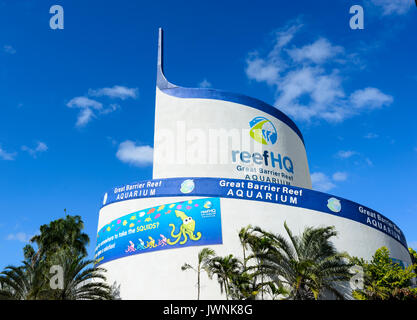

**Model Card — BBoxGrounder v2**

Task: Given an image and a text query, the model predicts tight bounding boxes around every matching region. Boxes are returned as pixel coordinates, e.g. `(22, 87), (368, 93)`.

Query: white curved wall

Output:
(153, 88), (312, 189)
(96, 191), (411, 300)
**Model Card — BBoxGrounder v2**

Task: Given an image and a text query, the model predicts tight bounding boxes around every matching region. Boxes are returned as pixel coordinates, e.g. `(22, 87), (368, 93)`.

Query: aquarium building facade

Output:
(94, 29), (411, 299)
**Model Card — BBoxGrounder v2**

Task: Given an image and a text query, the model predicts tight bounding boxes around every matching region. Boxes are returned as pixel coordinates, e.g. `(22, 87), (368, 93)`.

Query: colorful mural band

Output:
(100, 177), (407, 248)
(95, 197), (222, 265)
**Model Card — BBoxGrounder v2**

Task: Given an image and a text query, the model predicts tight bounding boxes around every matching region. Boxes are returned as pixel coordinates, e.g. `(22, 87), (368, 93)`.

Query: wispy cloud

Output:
(350, 87), (393, 109)
(116, 140), (153, 167)
(369, 0), (413, 16)
(335, 150), (374, 167)
(67, 96), (103, 110)
(311, 171), (348, 192)
(21, 141), (48, 158)
(332, 171), (348, 182)
(336, 150), (358, 159)
(66, 97), (102, 127)
(245, 22), (393, 123)
(198, 79), (212, 88)
(287, 37), (344, 64)
(3, 44), (16, 54)
(67, 85), (137, 127)
(6, 232), (32, 243)
(0, 145), (17, 160)
(311, 172), (335, 192)
(88, 85), (138, 100)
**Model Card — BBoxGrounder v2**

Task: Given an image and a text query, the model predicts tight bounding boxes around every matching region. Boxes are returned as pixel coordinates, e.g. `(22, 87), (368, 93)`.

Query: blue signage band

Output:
(100, 177), (408, 249)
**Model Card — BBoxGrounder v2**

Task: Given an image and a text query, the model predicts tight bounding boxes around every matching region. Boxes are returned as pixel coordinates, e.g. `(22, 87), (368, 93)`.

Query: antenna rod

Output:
(158, 28), (163, 73)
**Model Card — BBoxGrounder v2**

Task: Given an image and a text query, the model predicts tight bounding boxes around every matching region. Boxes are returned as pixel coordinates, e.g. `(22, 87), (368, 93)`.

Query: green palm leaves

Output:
(184, 222), (353, 300)
(0, 213), (115, 300)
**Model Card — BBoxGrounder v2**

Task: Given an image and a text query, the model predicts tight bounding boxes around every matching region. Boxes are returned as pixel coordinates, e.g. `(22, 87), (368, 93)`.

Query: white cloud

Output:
(67, 85), (137, 127)
(88, 85), (138, 100)
(75, 108), (94, 127)
(336, 150), (358, 159)
(198, 79), (212, 88)
(332, 171), (348, 182)
(100, 103), (120, 115)
(312, 171), (349, 192)
(6, 232), (32, 243)
(3, 45), (16, 54)
(0, 146), (17, 160)
(21, 141), (48, 158)
(311, 172), (336, 192)
(66, 96), (103, 110)
(287, 38), (344, 64)
(369, 0), (413, 16)
(116, 140), (153, 167)
(350, 87), (393, 109)
(245, 23), (393, 123)
(245, 56), (281, 85)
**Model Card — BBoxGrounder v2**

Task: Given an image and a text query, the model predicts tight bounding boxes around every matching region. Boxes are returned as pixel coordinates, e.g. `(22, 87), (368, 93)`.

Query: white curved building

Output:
(94, 29), (411, 300)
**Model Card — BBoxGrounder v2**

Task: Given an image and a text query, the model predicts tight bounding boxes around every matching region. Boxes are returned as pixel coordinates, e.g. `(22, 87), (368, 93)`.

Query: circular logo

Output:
(103, 193), (108, 205)
(249, 117), (278, 145)
(327, 197), (341, 213)
(180, 179), (195, 194)
(203, 201), (212, 209)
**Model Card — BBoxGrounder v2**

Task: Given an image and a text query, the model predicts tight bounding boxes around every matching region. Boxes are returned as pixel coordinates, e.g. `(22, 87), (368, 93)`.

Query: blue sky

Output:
(0, 0), (416, 269)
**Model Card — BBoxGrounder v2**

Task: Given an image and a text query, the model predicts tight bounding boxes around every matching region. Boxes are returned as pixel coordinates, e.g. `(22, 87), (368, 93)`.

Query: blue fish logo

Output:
(249, 117), (278, 145)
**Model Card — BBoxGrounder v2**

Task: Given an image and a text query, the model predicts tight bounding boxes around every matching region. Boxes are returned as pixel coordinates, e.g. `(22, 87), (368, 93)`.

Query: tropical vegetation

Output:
(0, 213), (115, 300)
(183, 222), (417, 300)
(351, 247), (417, 300)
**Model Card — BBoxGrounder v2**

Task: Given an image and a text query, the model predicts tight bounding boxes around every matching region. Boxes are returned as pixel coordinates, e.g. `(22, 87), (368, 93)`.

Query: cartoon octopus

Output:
(167, 210), (202, 245)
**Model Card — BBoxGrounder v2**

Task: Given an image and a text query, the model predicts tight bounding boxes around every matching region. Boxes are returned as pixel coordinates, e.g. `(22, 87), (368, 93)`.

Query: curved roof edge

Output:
(156, 28), (305, 145)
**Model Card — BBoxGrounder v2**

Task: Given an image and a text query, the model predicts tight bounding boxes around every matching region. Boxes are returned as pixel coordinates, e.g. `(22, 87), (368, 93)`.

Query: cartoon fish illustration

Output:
(146, 236), (157, 248)
(144, 217), (152, 222)
(158, 234), (168, 246)
(137, 238), (146, 250)
(125, 241), (136, 253)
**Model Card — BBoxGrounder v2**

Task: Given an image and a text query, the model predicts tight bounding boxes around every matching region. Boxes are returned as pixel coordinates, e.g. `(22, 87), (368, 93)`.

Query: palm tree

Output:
(245, 230), (274, 300)
(30, 214), (90, 263)
(0, 253), (114, 300)
(181, 247), (215, 300)
(253, 222), (353, 300)
(238, 225), (254, 269)
(206, 254), (242, 300)
(0, 260), (50, 300)
(48, 252), (113, 300)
